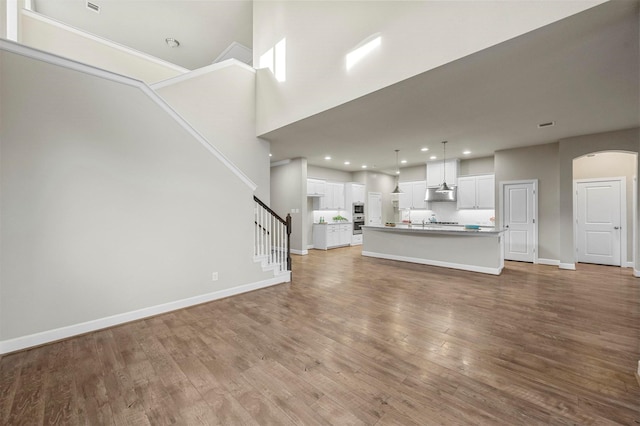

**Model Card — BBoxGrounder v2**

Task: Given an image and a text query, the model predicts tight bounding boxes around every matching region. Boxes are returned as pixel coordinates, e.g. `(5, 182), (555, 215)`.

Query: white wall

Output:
(254, 0), (604, 135)
(20, 9), (187, 84)
(558, 128), (640, 266)
(495, 143), (561, 261)
(154, 62), (271, 202)
(574, 152), (637, 263)
(270, 159), (307, 254)
(0, 48), (271, 346)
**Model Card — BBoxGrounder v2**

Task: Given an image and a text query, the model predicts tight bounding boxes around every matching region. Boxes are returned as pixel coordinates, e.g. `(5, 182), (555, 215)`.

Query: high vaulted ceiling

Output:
(30, 1), (639, 175)
(262, 0), (639, 174)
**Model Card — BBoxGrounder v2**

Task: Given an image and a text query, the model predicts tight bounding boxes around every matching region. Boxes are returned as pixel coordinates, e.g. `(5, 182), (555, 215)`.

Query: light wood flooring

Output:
(1, 246), (639, 425)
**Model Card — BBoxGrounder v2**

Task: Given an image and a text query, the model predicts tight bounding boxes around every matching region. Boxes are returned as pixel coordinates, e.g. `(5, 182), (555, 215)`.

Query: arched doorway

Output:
(573, 151), (637, 268)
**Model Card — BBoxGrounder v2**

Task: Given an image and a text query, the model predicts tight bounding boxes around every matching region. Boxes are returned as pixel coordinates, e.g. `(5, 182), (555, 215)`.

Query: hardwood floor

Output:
(1, 246), (639, 425)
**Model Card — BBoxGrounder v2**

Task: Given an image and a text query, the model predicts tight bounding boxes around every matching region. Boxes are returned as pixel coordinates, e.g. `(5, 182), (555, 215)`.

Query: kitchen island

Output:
(362, 224), (505, 275)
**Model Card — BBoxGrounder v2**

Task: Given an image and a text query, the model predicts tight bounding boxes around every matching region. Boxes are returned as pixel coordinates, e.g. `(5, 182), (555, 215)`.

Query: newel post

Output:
(286, 214), (292, 271)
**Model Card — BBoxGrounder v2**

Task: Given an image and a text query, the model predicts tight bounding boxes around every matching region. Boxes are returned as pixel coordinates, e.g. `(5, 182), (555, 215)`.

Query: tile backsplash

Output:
(401, 203), (495, 226)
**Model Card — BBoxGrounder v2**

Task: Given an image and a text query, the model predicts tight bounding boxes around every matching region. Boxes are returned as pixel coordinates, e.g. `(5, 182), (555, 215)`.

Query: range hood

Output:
(425, 186), (457, 202)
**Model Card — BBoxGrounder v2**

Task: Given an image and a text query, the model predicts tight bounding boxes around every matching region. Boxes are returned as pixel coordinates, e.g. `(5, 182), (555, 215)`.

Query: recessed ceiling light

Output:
(344, 161), (350, 165)
(269, 153), (272, 157)
(401, 160), (407, 164)
(396, 170), (400, 174)
(430, 155), (437, 160)
(462, 150), (471, 155)
(324, 156), (331, 160)
(361, 165), (367, 169)
(420, 147), (429, 152)
(165, 38), (180, 48)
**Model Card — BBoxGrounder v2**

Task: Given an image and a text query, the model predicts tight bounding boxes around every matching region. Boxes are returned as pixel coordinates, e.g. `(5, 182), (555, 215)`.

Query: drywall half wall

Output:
(495, 142), (560, 261)
(20, 9), (187, 84)
(154, 61), (271, 202)
(254, 0), (604, 134)
(0, 46), (276, 349)
(558, 127), (640, 267)
(574, 152), (637, 264)
(270, 158), (307, 254)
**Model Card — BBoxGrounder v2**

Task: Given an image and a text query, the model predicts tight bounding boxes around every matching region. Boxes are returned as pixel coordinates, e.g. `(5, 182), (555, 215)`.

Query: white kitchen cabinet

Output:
(319, 182), (345, 210)
(457, 174), (495, 209)
(313, 223), (352, 249)
(352, 184), (366, 204)
(398, 181), (428, 209)
(426, 159), (459, 188)
(307, 178), (326, 196)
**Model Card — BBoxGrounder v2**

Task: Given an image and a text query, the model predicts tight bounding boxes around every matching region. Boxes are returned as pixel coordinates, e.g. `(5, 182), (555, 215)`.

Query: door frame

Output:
(499, 179), (539, 264)
(367, 192), (382, 225)
(573, 177), (627, 268)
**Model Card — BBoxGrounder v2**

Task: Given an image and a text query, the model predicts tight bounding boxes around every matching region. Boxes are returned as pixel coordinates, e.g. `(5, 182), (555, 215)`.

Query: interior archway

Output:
(572, 151), (637, 268)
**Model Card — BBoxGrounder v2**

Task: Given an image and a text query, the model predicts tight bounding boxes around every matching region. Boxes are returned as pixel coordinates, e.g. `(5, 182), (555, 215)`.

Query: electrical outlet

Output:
(212, 272), (218, 281)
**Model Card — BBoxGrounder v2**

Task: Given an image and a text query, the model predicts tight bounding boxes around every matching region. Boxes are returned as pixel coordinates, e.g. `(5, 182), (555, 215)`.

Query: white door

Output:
(503, 182), (536, 262)
(368, 192), (382, 225)
(576, 180), (621, 266)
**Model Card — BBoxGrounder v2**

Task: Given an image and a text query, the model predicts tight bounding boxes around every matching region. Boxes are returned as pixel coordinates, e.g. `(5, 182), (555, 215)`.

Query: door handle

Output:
(614, 226), (620, 230)
(505, 225), (509, 228)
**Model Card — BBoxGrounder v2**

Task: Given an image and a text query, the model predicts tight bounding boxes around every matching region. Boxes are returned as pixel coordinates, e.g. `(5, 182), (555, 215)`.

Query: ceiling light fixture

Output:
(401, 159), (407, 164)
(430, 155), (437, 160)
(421, 147), (429, 152)
(324, 156), (331, 160)
(362, 165), (367, 169)
(463, 150), (471, 155)
(435, 141), (453, 193)
(165, 38), (180, 48)
(344, 161), (351, 165)
(391, 149), (403, 194)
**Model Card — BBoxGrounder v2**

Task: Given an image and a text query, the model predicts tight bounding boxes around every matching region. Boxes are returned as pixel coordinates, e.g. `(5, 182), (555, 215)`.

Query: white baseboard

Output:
(559, 263), (576, 270)
(537, 258), (560, 266)
(307, 245), (314, 250)
(634, 268), (640, 278)
(362, 251), (503, 276)
(290, 249), (308, 255)
(0, 273), (291, 355)
(623, 261), (635, 269)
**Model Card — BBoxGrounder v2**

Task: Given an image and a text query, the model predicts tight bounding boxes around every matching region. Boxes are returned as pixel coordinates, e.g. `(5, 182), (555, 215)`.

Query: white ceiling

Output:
(32, 0), (253, 70)
(262, 0), (640, 174)
(31, 1), (639, 176)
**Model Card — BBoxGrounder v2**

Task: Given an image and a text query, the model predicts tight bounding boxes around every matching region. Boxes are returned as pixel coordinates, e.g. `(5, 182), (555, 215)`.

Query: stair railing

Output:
(254, 196), (291, 272)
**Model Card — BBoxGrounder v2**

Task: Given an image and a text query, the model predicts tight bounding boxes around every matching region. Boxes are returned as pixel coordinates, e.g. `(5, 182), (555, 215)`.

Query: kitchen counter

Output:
(361, 225), (504, 275)
(367, 224), (502, 235)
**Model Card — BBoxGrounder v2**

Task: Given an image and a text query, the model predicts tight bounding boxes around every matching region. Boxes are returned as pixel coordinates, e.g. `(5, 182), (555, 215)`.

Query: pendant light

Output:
(391, 149), (403, 194)
(435, 141), (453, 193)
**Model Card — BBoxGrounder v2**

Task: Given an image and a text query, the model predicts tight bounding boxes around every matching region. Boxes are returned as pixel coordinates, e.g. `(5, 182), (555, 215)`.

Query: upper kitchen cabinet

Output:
(307, 178), (326, 196)
(426, 159), (459, 188)
(345, 182), (366, 205)
(398, 181), (427, 209)
(352, 184), (366, 204)
(457, 174), (495, 209)
(319, 182), (346, 210)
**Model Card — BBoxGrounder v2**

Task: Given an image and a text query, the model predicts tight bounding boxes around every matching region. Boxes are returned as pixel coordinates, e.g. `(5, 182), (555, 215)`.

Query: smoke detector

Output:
(165, 38), (180, 48)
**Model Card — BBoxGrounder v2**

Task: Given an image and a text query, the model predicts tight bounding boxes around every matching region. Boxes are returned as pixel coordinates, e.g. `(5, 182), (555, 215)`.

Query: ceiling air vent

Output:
(537, 121), (555, 128)
(86, 1), (100, 13)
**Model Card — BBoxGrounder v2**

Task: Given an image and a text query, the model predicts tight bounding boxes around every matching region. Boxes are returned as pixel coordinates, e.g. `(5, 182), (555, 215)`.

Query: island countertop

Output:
(362, 224), (504, 236)
(362, 225), (504, 275)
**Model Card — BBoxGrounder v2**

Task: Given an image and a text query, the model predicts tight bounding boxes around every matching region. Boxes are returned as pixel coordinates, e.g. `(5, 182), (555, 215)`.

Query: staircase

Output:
(254, 196), (291, 276)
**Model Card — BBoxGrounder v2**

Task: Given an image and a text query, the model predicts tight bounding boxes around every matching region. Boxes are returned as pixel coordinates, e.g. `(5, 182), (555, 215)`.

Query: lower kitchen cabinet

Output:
(313, 223), (353, 250)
